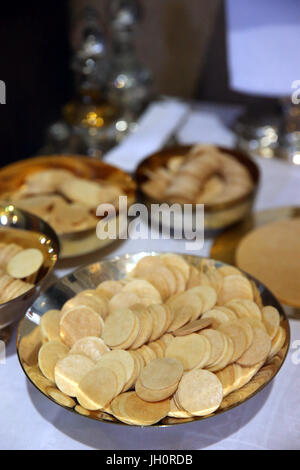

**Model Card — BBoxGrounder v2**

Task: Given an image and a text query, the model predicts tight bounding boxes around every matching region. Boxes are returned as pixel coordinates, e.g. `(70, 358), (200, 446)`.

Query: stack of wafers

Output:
(4, 168), (123, 234)
(141, 145), (254, 205)
(0, 242), (43, 303)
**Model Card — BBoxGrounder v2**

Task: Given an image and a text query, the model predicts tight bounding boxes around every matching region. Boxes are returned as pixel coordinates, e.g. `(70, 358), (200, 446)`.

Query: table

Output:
(1, 101), (300, 450)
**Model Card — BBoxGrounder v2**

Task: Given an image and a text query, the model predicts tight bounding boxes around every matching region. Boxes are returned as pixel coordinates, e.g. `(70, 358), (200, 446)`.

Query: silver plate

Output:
(17, 252), (290, 427)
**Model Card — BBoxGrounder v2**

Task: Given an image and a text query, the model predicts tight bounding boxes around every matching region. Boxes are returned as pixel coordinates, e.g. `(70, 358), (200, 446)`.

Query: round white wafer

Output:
(177, 369), (223, 416)
(69, 337), (110, 362)
(7, 248), (43, 279)
(60, 306), (104, 347)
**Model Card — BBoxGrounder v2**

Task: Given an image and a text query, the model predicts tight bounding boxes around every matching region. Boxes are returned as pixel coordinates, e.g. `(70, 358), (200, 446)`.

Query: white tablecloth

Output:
(1, 101), (300, 450)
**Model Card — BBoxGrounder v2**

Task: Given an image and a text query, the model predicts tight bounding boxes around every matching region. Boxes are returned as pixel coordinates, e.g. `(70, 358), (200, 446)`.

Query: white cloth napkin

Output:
(226, 0), (300, 97)
(104, 98), (190, 173)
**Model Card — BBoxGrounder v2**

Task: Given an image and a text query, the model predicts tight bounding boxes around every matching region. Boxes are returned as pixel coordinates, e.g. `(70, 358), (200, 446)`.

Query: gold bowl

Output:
(0, 155), (136, 258)
(17, 252), (289, 427)
(135, 145), (260, 231)
(0, 204), (59, 330)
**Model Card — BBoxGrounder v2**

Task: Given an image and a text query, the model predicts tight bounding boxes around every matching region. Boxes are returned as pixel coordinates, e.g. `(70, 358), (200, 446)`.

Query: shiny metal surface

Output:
(17, 252), (289, 427)
(0, 204), (59, 329)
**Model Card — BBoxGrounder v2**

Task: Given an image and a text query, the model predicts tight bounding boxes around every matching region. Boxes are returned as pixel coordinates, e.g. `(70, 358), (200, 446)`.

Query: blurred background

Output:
(0, 0), (299, 164)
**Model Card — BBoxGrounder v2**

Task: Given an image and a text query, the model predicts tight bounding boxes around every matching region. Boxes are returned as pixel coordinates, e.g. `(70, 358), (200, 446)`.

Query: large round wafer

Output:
(38, 340), (69, 382)
(177, 369), (223, 416)
(236, 218), (300, 308)
(60, 306), (104, 347)
(165, 334), (210, 370)
(54, 354), (94, 397)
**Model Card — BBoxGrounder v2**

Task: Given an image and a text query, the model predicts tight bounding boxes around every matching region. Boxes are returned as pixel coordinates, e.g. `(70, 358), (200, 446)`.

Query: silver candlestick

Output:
(108, 0), (152, 130)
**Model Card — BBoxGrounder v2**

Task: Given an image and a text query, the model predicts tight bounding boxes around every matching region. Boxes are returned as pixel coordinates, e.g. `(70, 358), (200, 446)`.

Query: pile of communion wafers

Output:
(4, 168), (122, 234)
(141, 144), (253, 204)
(35, 254), (286, 426)
(0, 242), (43, 304)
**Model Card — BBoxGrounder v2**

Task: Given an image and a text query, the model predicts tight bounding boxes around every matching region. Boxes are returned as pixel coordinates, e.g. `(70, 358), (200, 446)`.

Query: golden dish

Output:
(135, 145), (260, 231)
(0, 155), (136, 258)
(17, 252), (289, 427)
(0, 204), (59, 330)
